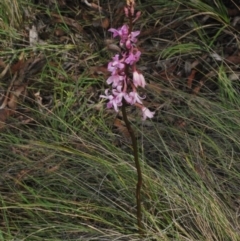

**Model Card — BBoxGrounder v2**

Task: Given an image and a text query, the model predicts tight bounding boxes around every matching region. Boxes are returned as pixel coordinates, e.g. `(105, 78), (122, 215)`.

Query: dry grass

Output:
(0, 0), (240, 240)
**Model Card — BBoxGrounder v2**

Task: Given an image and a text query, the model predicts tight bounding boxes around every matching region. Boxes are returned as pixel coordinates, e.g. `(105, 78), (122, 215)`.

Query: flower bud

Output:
(133, 71), (146, 88)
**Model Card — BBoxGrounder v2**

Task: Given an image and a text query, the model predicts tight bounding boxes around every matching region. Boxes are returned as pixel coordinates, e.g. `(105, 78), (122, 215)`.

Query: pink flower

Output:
(126, 31), (140, 49)
(124, 91), (144, 105)
(107, 74), (125, 87)
(141, 107), (155, 120)
(133, 71), (146, 88)
(125, 50), (141, 65)
(100, 87), (125, 112)
(109, 25), (129, 43)
(130, 31), (140, 43)
(124, 6), (129, 17)
(108, 54), (125, 75)
(108, 25), (140, 49)
(133, 11), (141, 23)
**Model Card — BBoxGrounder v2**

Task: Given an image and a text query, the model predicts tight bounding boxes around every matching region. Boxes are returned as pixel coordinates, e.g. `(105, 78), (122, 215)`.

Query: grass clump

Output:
(0, 0), (240, 240)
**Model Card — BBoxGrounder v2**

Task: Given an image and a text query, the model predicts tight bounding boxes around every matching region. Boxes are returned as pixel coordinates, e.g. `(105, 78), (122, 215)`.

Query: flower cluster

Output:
(100, 1), (154, 120)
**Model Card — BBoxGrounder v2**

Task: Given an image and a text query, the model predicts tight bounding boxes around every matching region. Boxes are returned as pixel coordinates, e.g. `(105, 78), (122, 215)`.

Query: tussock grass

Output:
(0, 0), (240, 240)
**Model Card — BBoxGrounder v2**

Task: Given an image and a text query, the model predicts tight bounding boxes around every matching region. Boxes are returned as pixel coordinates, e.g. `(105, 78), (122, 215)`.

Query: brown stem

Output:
(122, 101), (143, 234)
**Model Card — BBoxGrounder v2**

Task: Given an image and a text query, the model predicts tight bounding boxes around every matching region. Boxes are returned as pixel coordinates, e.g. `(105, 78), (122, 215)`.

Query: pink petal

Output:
(108, 28), (119, 38)
(124, 91), (143, 105)
(141, 107), (155, 120)
(131, 31), (140, 42)
(133, 71), (146, 88)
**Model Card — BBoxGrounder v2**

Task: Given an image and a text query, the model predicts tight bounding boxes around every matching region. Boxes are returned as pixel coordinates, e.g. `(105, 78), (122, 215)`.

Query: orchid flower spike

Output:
(100, 1), (154, 120)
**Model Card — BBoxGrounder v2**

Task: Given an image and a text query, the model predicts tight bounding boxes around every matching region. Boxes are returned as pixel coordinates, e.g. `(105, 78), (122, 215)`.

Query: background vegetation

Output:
(0, 0), (240, 240)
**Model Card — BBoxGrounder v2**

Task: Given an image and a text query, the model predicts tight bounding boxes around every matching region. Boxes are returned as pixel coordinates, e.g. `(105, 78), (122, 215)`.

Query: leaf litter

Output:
(0, 53), (46, 129)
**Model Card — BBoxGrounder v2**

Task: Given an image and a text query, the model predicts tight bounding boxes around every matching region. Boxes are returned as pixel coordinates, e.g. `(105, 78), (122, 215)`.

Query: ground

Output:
(0, 0), (240, 240)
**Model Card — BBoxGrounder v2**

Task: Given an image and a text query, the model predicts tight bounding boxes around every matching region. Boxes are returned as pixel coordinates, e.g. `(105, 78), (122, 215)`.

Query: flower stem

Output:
(122, 100), (144, 234)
